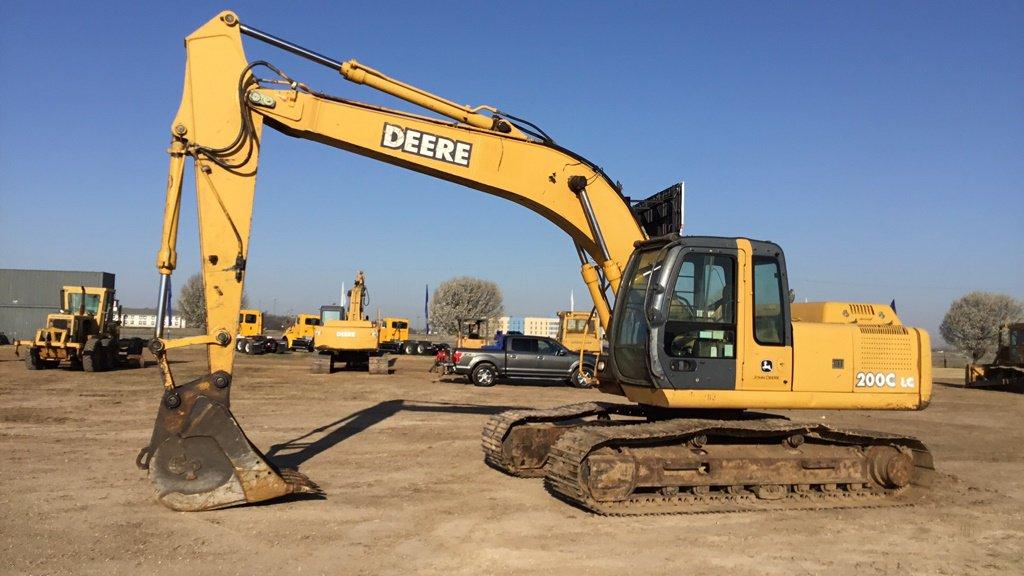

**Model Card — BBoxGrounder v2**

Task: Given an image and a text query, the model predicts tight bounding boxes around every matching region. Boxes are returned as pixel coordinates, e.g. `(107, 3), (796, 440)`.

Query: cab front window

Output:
(67, 293), (101, 315)
(611, 249), (663, 381)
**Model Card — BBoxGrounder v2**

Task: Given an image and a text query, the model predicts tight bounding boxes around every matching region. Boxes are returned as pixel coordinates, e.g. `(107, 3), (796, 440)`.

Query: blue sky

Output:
(1, 1), (1021, 338)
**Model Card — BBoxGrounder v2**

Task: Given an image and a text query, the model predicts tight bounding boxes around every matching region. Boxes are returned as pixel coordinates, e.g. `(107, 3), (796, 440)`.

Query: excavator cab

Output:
(604, 236), (791, 393)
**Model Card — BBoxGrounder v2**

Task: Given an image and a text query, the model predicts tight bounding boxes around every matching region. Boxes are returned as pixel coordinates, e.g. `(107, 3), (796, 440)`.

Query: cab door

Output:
(737, 240), (794, 391)
(652, 244), (739, 390)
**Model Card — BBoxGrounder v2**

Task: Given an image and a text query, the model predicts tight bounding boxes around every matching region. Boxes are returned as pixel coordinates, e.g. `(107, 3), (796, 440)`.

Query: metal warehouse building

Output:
(0, 269), (115, 340)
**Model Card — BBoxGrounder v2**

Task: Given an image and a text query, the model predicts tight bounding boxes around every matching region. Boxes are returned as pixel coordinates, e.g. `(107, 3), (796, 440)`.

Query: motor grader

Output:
(17, 285), (144, 371)
(137, 12), (934, 514)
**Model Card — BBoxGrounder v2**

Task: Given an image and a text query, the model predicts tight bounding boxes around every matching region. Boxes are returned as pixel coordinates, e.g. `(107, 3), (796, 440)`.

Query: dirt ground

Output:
(1, 346), (1021, 576)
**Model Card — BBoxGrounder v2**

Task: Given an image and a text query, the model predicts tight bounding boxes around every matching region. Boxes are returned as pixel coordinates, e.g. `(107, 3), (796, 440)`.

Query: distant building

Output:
(524, 316), (559, 338)
(0, 269), (115, 340)
(121, 307), (187, 329)
(493, 316), (558, 338)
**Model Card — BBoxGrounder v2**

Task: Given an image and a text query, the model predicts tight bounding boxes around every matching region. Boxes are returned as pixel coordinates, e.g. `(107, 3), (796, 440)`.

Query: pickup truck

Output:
(449, 334), (595, 388)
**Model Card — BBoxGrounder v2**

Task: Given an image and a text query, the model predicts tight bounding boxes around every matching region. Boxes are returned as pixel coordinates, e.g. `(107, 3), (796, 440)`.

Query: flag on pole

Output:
(424, 284), (430, 333)
(890, 299), (897, 314)
(340, 281), (346, 308)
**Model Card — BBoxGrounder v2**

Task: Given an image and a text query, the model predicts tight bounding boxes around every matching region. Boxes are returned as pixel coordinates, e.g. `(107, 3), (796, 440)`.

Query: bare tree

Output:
(940, 292), (1023, 362)
(175, 273), (250, 331)
(429, 277), (503, 335)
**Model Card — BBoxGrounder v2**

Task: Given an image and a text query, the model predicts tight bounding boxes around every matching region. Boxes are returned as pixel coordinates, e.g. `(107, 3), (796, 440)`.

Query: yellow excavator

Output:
(138, 12), (934, 513)
(310, 271), (390, 373)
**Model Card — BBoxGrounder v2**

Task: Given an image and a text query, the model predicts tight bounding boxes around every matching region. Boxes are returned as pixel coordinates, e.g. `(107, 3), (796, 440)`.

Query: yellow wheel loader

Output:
(16, 286), (144, 371)
(137, 12), (934, 513)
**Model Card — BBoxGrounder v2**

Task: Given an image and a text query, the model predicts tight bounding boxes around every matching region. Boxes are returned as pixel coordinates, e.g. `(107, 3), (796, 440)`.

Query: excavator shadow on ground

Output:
(264, 399), (526, 472)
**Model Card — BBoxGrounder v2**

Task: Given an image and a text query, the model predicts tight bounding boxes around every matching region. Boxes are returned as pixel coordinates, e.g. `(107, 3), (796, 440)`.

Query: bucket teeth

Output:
(278, 468), (324, 496)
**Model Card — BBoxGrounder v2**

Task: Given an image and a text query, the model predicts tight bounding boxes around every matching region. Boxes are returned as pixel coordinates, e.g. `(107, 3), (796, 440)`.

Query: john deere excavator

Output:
(310, 270), (391, 374)
(138, 12), (934, 513)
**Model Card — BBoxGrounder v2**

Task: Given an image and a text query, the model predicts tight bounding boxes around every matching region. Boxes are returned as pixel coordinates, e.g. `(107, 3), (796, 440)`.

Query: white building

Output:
(523, 316), (559, 338)
(121, 307), (187, 329)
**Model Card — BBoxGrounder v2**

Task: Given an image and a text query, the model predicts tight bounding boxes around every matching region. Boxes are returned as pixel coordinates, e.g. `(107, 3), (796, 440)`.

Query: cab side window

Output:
(752, 257), (785, 345)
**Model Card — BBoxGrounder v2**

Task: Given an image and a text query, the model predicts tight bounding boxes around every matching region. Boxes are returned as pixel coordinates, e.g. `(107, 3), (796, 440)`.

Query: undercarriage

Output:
(483, 403), (933, 515)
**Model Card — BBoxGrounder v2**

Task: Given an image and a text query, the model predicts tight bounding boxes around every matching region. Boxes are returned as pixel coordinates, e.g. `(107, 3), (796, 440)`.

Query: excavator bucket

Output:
(137, 371), (321, 511)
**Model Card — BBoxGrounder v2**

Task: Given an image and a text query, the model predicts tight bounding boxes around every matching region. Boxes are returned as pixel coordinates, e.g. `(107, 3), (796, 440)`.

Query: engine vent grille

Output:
(849, 304), (876, 316)
(856, 328), (914, 373)
(858, 325), (908, 336)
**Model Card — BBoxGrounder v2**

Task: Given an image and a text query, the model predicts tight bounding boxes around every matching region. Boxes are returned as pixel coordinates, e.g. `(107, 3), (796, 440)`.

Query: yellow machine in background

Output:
(237, 309), (262, 337)
(557, 311), (603, 354)
(378, 317), (410, 343)
(17, 286), (144, 371)
(139, 12), (934, 513)
(456, 319), (493, 349)
(311, 271), (390, 373)
(282, 313), (321, 351)
(966, 322), (1024, 391)
(234, 309), (284, 354)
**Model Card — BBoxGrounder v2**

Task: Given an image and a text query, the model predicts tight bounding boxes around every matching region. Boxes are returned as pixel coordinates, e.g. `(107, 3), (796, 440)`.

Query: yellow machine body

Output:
(557, 311), (603, 354)
(607, 239), (931, 411)
(315, 321), (380, 352)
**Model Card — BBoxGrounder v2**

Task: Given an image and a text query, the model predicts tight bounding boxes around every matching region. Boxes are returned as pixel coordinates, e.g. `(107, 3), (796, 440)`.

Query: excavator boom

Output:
(140, 12), (654, 510)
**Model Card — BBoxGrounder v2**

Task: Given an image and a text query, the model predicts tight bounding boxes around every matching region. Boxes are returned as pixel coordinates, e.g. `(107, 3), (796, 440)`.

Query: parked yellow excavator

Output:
(138, 12), (934, 513)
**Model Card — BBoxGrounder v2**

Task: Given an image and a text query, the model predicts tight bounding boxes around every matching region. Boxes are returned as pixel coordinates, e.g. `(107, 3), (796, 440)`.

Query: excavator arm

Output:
(141, 11), (656, 510)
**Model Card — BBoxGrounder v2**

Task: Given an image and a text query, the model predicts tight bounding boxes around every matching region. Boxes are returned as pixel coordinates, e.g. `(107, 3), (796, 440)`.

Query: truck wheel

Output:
(25, 348), (43, 370)
(471, 363), (498, 387)
(243, 341), (256, 355)
(236, 339), (245, 352)
(402, 342), (415, 355)
(570, 365), (595, 389)
(416, 342), (428, 355)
